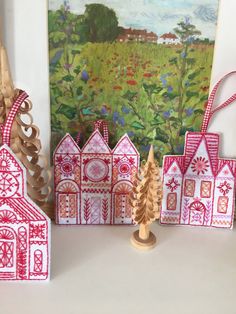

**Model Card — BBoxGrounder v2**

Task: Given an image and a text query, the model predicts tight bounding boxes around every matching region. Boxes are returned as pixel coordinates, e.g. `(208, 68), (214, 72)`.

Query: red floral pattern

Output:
(217, 181), (232, 196)
(166, 177), (180, 192)
(191, 157), (209, 175)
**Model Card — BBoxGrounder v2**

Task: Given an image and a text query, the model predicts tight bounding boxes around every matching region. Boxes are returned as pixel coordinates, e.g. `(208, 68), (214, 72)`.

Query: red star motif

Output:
(166, 177), (180, 192)
(217, 181), (232, 196)
(172, 166), (178, 173)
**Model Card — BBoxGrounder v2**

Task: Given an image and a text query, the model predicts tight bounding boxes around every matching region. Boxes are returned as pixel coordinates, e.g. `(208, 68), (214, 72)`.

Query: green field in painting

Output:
(49, 42), (214, 163)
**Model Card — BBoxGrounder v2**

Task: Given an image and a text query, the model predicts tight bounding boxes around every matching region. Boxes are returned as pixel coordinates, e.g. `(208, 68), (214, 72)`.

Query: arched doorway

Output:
(0, 228), (16, 280)
(112, 182), (133, 224)
(56, 180), (80, 224)
(189, 201), (206, 226)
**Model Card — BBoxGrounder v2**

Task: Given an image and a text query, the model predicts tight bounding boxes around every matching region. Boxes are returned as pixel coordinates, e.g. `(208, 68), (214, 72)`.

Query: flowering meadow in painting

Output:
(49, 0), (218, 163)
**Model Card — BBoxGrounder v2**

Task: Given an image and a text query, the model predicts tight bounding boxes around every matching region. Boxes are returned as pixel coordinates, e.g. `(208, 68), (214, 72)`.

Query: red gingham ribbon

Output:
(75, 132), (81, 145)
(0, 91), (29, 146)
(201, 71), (236, 132)
(94, 120), (109, 143)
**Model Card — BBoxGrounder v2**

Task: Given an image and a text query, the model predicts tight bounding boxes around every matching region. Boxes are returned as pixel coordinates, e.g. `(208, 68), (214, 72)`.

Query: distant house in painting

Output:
(117, 28), (158, 43)
(158, 33), (180, 45)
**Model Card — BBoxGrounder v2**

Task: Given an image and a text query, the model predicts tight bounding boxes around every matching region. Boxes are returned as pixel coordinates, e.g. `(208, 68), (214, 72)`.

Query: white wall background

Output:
(1, 0), (236, 160)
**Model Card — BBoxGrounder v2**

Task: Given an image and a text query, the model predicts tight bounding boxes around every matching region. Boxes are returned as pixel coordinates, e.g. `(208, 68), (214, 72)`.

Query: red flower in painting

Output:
(166, 177), (180, 192)
(127, 80), (137, 86)
(217, 181), (232, 196)
(113, 85), (122, 90)
(191, 157), (209, 175)
(143, 73), (152, 78)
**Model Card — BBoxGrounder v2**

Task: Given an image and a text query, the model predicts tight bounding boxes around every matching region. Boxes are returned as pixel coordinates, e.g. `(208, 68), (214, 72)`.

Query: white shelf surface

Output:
(1, 223), (236, 314)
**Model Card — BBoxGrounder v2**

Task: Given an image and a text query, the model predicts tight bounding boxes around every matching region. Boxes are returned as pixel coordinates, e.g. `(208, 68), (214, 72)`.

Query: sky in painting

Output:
(49, 0), (219, 39)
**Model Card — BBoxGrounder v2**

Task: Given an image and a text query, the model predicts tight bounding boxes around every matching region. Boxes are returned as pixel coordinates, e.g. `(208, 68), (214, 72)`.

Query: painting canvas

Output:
(48, 0), (219, 163)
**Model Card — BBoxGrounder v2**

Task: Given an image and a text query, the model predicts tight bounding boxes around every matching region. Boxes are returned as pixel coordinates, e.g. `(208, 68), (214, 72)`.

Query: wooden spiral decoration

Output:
(0, 42), (52, 218)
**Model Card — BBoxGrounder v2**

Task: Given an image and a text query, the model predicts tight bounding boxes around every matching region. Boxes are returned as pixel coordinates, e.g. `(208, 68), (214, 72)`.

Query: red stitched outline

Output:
(217, 196), (229, 214)
(200, 180), (212, 198)
(184, 179), (195, 197)
(167, 192), (177, 210)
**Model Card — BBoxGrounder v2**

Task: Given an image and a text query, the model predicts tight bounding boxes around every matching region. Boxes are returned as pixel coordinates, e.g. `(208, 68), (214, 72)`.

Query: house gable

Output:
(0, 145), (50, 222)
(113, 134), (139, 156)
(163, 156), (184, 175)
(82, 130), (111, 154)
(54, 133), (80, 155)
(217, 160), (236, 179)
(185, 137), (214, 177)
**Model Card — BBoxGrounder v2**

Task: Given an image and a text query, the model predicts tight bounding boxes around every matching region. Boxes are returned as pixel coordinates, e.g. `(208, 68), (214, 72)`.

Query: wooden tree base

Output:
(130, 230), (157, 250)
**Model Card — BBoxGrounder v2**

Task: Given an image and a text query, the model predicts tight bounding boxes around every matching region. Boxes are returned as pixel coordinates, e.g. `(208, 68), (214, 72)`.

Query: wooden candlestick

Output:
(130, 145), (163, 250)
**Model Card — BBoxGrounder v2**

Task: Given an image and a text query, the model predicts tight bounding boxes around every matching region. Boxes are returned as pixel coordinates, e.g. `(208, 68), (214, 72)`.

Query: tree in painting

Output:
(48, 0), (218, 163)
(84, 4), (119, 42)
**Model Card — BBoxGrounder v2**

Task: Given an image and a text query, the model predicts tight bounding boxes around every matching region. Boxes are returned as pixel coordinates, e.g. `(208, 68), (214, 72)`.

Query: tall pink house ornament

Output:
(54, 120), (140, 225)
(0, 92), (51, 281)
(160, 72), (236, 229)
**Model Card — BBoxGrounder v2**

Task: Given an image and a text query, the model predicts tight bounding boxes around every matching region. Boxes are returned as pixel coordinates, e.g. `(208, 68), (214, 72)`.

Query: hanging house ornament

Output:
(0, 145), (51, 281)
(54, 120), (140, 225)
(160, 72), (236, 229)
(0, 41), (51, 218)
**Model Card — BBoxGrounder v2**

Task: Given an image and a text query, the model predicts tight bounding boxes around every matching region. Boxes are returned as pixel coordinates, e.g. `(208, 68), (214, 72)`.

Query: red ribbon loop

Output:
(93, 120), (109, 143)
(0, 91), (29, 146)
(201, 71), (236, 132)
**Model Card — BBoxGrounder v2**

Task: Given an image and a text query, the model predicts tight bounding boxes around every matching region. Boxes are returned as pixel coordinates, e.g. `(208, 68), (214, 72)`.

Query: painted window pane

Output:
(184, 179), (195, 197)
(217, 196), (228, 214)
(167, 193), (177, 210)
(201, 181), (212, 198)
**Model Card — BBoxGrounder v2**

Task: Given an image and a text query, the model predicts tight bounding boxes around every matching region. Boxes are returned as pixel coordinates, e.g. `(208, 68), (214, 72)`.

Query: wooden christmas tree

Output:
(130, 145), (163, 250)
(0, 39), (52, 217)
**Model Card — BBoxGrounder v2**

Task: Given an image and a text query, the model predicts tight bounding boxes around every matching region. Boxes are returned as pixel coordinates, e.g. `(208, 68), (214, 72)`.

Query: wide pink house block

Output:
(160, 132), (236, 229)
(0, 145), (51, 281)
(54, 130), (139, 225)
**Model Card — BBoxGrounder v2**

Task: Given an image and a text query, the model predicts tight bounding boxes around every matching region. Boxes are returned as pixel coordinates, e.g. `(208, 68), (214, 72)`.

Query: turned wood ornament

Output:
(0, 38), (52, 218)
(130, 145), (163, 250)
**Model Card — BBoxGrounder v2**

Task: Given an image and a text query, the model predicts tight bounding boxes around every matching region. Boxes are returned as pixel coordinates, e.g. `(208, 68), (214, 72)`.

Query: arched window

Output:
(34, 250), (43, 272)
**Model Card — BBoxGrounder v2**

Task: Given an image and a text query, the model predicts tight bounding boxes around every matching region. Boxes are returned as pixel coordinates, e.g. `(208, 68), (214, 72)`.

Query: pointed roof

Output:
(82, 130), (111, 154)
(0, 198), (47, 221)
(184, 132), (219, 173)
(113, 134), (139, 155)
(217, 159), (236, 177)
(54, 133), (80, 155)
(0, 145), (22, 172)
(160, 32), (178, 39)
(163, 156), (184, 174)
(0, 145), (50, 222)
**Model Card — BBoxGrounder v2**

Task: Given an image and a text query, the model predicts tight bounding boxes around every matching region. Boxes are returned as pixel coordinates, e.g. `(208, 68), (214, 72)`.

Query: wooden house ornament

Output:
(160, 72), (236, 229)
(54, 121), (140, 225)
(0, 145), (50, 281)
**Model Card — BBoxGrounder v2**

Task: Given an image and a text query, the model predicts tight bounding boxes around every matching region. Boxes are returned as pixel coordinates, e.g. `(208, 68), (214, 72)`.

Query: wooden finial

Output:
(147, 144), (154, 163)
(0, 44), (15, 102)
(130, 145), (163, 250)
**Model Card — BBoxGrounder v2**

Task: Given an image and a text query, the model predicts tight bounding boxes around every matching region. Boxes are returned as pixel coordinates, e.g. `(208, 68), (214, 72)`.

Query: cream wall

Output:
(1, 0), (236, 161)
